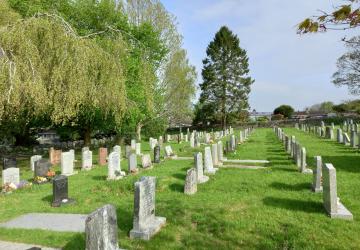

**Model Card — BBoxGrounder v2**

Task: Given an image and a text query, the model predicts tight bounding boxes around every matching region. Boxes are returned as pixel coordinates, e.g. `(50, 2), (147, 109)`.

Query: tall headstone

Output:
(322, 163), (353, 220)
(49, 147), (62, 165)
(312, 156), (323, 193)
(82, 150), (92, 171)
(107, 152), (125, 180)
(85, 204), (120, 250)
(61, 151), (76, 176)
(136, 143), (141, 155)
(129, 176), (166, 240)
(350, 131), (357, 148)
(2, 167), (19, 186)
(300, 147), (312, 174)
(211, 144), (219, 166)
(204, 147), (218, 174)
(131, 139), (136, 150)
(128, 153), (138, 173)
(217, 141), (223, 163)
(343, 133), (350, 145)
(194, 152), (209, 184)
(184, 168), (197, 195)
(113, 145), (121, 158)
(30, 155), (42, 171)
(52, 175), (74, 207)
(125, 145), (132, 159)
(154, 146), (160, 164)
(98, 147), (108, 166)
(337, 129), (343, 143)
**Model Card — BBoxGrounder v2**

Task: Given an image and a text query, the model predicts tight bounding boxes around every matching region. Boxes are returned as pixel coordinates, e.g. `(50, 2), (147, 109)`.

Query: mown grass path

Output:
(0, 128), (359, 249)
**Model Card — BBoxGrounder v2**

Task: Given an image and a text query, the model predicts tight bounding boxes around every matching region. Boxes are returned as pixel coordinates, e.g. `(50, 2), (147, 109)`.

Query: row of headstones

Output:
(274, 127), (353, 220)
(295, 122), (360, 148)
(44, 136), (115, 149)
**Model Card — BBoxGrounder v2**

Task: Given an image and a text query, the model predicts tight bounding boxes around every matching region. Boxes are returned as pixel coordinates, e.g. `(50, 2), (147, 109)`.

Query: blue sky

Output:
(161, 0), (358, 112)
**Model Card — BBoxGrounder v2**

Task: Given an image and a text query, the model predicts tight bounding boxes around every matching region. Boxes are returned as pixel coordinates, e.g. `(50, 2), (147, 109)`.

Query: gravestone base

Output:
(204, 168), (218, 175)
(198, 175), (209, 184)
(301, 168), (313, 174)
(62, 171), (78, 177)
(328, 202), (353, 220)
(51, 198), (76, 207)
(107, 171), (126, 181)
(129, 217), (166, 240)
(312, 186), (323, 193)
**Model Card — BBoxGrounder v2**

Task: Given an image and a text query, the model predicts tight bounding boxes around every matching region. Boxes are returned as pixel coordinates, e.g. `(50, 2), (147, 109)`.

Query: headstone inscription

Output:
(34, 159), (51, 178)
(82, 150), (92, 171)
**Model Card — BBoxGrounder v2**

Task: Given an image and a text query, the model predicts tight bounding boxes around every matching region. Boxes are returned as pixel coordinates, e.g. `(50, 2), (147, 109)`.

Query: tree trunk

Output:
(84, 126), (91, 146)
(136, 123), (142, 141)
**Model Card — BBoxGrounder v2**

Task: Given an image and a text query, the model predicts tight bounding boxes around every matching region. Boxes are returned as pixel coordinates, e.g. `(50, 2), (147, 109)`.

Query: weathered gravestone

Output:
(152, 146), (160, 164)
(85, 204), (121, 250)
(190, 135), (195, 148)
(107, 152), (125, 180)
(343, 133), (350, 145)
(312, 156), (323, 193)
(34, 159), (51, 178)
(184, 168), (197, 195)
(211, 143), (219, 166)
(113, 145), (121, 158)
(82, 147), (90, 153)
(350, 131), (357, 148)
(125, 145), (132, 159)
(128, 153), (138, 173)
(2, 167), (19, 186)
(49, 147), (62, 165)
(194, 152), (209, 184)
(52, 175), (74, 207)
(98, 147), (108, 166)
(300, 147), (313, 174)
(129, 176), (166, 240)
(164, 145), (176, 158)
(30, 155), (42, 171)
(82, 150), (92, 171)
(2, 157), (16, 170)
(141, 154), (152, 169)
(217, 141), (223, 163)
(204, 147), (218, 174)
(61, 151), (76, 176)
(323, 163), (353, 220)
(337, 129), (343, 143)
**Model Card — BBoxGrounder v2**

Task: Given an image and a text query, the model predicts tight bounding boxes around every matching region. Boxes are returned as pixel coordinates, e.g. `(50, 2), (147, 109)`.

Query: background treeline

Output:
(0, 0), (196, 145)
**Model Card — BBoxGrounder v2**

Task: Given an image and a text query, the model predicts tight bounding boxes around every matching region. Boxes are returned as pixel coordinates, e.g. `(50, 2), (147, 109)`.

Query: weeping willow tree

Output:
(0, 16), (127, 145)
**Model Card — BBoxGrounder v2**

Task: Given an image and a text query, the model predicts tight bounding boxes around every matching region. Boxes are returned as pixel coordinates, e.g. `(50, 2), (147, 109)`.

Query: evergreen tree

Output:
(199, 26), (254, 129)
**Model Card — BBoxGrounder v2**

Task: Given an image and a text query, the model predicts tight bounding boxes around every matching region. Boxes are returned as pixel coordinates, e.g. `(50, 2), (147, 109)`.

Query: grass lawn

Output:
(0, 128), (359, 249)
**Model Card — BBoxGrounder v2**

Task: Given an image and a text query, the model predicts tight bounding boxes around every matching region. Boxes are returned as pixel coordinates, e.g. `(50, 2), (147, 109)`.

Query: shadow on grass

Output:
(41, 194), (52, 203)
(172, 173), (186, 180)
(169, 183), (184, 193)
(62, 233), (85, 250)
(270, 182), (310, 191)
(117, 207), (133, 233)
(321, 155), (360, 173)
(263, 197), (323, 214)
(92, 175), (107, 181)
(271, 166), (297, 173)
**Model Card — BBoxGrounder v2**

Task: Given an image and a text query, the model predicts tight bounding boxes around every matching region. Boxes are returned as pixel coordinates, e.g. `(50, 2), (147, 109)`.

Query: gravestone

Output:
(184, 168), (197, 195)
(85, 204), (120, 250)
(30, 155), (42, 171)
(34, 159), (51, 178)
(337, 129), (343, 143)
(211, 144), (219, 166)
(343, 133), (350, 145)
(194, 152), (209, 184)
(217, 141), (223, 163)
(190, 136), (195, 148)
(107, 152), (125, 180)
(61, 152), (76, 176)
(2, 157), (16, 170)
(350, 131), (357, 148)
(2, 167), (19, 186)
(129, 176), (166, 240)
(125, 145), (132, 159)
(52, 175), (74, 207)
(154, 146), (161, 164)
(128, 153), (138, 173)
(312, 156), (323, 193)
(141, 154), (152, 169)
(136, 143), (141, 155)
(300, 147), (312, 174)
(322, 163), (353, 220)
(131, 139), (136, 150)
(204, 147), (218, 174)
(82, 150), (92, 171)
(98, 148), (108, 166)
(49, 148), (62, 165)
(82, 147), (90, 153)
(164, 145), (176, 158)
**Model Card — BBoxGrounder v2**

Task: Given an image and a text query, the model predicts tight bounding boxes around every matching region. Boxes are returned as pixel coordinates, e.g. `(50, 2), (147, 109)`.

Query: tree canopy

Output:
(273, 105), (294, 119)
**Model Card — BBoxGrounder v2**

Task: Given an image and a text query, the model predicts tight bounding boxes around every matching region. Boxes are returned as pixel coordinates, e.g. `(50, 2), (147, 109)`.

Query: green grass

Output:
(0, 128), (359, 249)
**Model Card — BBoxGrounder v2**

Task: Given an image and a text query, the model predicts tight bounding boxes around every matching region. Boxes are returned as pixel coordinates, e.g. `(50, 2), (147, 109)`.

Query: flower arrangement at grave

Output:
(46, 170), (56, 178)
(1, 180), (32, 194)
(34, 176), (48, 184)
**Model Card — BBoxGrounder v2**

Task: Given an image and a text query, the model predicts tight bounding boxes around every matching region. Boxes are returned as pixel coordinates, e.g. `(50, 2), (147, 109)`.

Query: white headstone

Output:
(82, 150), (92, 171)
(2, 167), (20, 186)
(204, 147), (218, 174)
(30, 155), (42, 171)
(61, 152), (75, 176)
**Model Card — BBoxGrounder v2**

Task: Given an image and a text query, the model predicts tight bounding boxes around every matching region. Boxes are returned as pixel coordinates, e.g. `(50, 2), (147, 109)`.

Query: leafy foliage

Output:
(273, 105), (294, 119)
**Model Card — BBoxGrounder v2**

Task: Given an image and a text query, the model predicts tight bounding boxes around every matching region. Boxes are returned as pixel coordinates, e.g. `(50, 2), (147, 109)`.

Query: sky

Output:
(161, 0), (358, 112)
